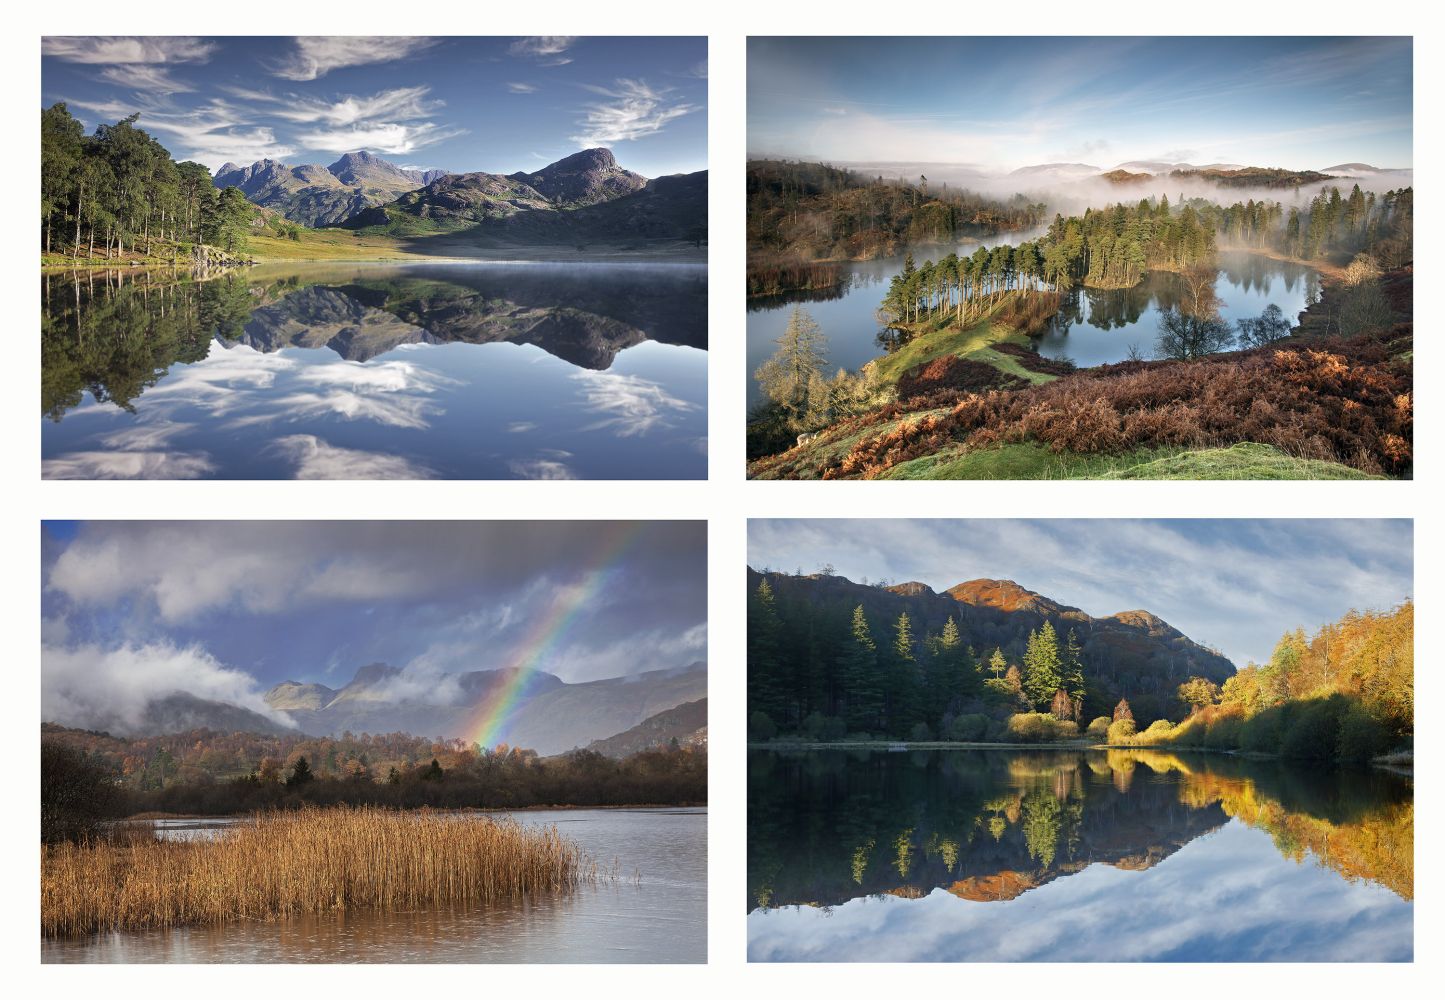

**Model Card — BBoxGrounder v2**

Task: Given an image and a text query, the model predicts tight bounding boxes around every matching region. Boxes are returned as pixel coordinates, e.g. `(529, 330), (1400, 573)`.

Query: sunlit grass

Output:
(42, 805), (597, 937)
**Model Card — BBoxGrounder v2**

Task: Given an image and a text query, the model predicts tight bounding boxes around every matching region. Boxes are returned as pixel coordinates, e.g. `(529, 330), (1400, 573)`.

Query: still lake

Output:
(746, 245), (1318, 405)
(43, 806), (706, 964)
(747, 749), (1411, 962)
(42, 261), (707, 480)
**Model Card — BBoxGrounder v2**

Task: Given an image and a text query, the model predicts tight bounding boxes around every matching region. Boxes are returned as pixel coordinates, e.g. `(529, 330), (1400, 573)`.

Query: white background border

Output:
(4, 2), (1437, 993)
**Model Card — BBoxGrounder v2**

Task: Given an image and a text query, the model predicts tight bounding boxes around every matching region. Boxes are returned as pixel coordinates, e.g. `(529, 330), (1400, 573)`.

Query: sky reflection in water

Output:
(41, 263), (707, 480)
(747, 749), (1412, 962)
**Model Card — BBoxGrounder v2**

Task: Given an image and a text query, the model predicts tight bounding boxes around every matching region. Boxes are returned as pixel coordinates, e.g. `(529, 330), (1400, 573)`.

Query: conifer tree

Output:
(1022, 621), (1063, 708)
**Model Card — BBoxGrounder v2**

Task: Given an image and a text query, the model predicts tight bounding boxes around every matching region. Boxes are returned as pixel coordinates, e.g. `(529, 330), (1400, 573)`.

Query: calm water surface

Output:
(746, 245), (1317, 404)
(42, 262), (707, 479)
(44, 807), (706, 963)
(747, 750), (1410, 962)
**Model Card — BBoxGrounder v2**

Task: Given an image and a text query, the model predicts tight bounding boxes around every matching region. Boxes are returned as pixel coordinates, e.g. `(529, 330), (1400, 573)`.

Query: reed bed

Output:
(42, 805), (597, 937)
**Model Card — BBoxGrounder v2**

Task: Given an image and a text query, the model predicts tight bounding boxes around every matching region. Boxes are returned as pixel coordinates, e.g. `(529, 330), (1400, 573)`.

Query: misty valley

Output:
(747, 748), (1411, 962)
(42, 262), (707, 480)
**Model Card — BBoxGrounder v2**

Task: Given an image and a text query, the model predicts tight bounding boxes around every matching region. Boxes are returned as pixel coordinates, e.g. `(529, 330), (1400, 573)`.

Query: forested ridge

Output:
(748, 568), (1413, 762)
(747, 568), (1233, 741)
(746, 160), (1046, 294)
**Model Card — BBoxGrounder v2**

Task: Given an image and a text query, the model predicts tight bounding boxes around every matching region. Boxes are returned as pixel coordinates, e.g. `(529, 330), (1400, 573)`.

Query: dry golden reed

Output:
(42, 805), (596, 937)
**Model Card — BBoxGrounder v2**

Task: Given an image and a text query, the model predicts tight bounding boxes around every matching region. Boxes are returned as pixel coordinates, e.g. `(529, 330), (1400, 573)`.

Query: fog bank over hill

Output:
(818, 159), (1414, 215)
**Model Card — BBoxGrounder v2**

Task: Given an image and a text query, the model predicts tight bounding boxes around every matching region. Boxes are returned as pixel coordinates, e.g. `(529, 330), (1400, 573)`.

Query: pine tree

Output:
(841, 605), (880, 734)
(748, 579), (786, 727)
(887, 612), (920, 735)
(1063, 629), (1087, 718)
(1022, 621), (1063, 708)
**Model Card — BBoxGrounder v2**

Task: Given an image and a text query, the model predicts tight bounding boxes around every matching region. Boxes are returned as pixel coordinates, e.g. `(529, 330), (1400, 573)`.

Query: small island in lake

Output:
(746, 37), (1412, 480)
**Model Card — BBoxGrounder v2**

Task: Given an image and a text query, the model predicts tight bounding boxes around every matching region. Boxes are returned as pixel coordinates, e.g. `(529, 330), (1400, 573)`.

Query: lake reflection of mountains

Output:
(41, 264), (708, 480)
(232, 266), (707, 369)
(747, 749), (1413, 912)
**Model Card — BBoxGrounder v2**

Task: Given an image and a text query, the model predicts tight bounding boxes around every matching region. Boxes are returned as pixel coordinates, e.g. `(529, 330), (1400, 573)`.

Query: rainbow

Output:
(462, 521), (643, 751)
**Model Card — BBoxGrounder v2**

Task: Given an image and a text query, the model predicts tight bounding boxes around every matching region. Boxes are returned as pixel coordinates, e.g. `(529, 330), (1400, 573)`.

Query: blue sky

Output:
(747, 519), (1412, 669)
(749, 37), (1412, 170)
(41, 522), (706, 729)
(42, 36), (707, 176)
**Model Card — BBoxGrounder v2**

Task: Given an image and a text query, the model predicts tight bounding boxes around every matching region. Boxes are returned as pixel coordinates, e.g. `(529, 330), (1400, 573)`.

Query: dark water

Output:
(748, 749), (1411, 962)
(745, 246), (1317, 404)
(42, 262), (707, 479)
(43, 807), (706, 964)
(1034, 252), (1319, 367)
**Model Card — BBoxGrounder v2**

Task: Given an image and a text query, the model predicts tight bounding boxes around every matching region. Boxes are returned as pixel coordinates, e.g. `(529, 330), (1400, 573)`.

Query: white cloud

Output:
(269, 86), (443, 127)
(509, 453), (577, 480)
(271, 37), (437, 82)
(42, 450), (214, 480)
(507, 82), (538, 94)
(572, 369), (699, 436)
(43, 36), (216, 65)
(295, 121), (464, 155)
(572, 79), (698, 145)
(270, 434), (433, 480)
(508, 36), (576, 58)
(42, 640), (292, 734)
(98, 64), (195, 93)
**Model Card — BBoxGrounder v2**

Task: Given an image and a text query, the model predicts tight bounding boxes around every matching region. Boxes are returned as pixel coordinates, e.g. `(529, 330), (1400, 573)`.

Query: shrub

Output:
(909, 722), (935, 742)
(42, 741), (121, 844)
(948, 713), (990, 742)
(1280, 697), (1348, 759)
(749, 711), (777, 741)
(1086, 717), (1111, 738)
(896, 355), (1023, 401)
(1107, 718), (1137, 744)
(1337, 703), (1393, 761)
(819, 716), (848, 741)
(1007, 712), (1067, 742)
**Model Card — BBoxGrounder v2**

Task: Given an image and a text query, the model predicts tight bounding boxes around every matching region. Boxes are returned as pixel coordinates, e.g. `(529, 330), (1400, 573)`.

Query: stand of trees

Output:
(41, 103), (253, 261)
(1117, 601), (1413, 761)
(749, 579), (1100, 742)
(747, 159), (1046, 269)
(1202, 185), (1413, 267)
(40, 725), (706, 839)
(881, 199), (1217, 331)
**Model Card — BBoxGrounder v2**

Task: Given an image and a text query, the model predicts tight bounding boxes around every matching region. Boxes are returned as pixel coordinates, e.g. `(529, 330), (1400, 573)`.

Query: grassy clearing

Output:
(41, 805), (596, 937)
(247, 228), (412, 262)
(872, 314), (1032, 385)
(884, 441), (1379, 481)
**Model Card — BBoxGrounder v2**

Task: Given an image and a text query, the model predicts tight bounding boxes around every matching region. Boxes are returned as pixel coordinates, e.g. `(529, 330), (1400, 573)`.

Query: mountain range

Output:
(750, 569), (1234, 720)
(216, 147), (707, 250)
(214, 151), (448, 227)
(261, 661), (707, 756)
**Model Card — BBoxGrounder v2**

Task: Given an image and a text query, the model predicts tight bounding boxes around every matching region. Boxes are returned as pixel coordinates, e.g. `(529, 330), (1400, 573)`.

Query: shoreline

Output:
(121, 801), (708, 822)
(749, 739), (1410, 769)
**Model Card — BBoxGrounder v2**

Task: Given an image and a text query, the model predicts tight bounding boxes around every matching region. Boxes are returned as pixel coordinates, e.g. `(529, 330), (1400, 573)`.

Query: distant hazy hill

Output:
(749, 568), (1234, 722)
(214, 150), (448, 227)
(263, 661), (708, 755)
(586, 698), (708, 757)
